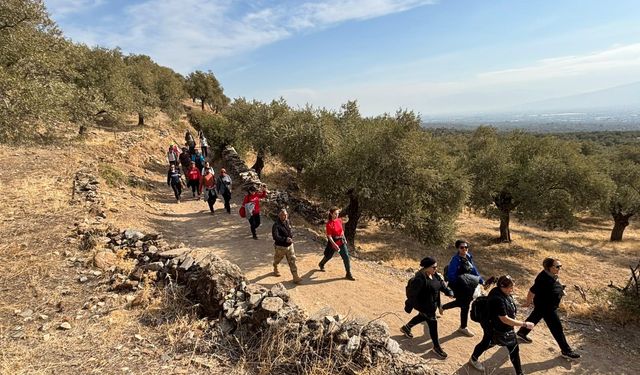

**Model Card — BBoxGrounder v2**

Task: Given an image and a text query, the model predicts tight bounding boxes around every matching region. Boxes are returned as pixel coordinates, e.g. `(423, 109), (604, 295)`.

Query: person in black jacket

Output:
(468, 275), (534, 375)
(166, 165), (183, 202)
(401, 257), (454, 359)
(517, 258), (581, 359)
(271, 209), (302, 284)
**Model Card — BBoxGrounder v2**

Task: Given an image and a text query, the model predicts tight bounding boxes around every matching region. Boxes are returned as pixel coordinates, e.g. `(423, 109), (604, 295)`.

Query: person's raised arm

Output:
(498, 315), (534, 330)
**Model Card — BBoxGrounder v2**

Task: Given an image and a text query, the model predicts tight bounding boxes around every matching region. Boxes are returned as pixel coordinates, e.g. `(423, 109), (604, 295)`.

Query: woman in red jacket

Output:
(186, 161), (202, 198)
(318, 207), (355, 280)
(242, 184), (268, 239)
(200, 168), (217, 213)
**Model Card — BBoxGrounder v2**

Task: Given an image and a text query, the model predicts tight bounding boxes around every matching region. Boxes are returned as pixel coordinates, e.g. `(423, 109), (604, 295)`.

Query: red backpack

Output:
(239, 204), (246, 218)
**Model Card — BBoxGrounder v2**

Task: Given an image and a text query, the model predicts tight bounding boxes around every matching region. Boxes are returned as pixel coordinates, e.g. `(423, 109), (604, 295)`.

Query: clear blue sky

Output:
(46, 0), (640, 116)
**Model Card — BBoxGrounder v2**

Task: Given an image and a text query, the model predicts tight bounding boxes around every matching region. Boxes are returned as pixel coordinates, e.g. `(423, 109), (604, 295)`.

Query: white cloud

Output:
(274, 43), (640, 115)
(45, 0), (104, 18)
(52, 0), (436, 73)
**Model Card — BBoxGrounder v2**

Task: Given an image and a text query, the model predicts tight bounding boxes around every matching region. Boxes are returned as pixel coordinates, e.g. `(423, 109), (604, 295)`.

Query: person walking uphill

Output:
(401, 257), (454, 359)
(468, 275), (533, 375)
(318, 207), (355, 281)
(216, 168), (232, 214)
(166, 165), (183, 203)
(444, 239), (493, 337)
(517, 258), (581, 359)
(200, 168), (217, 214)
(272, 209), (302, 284)
(242, 184), (268, 239)
(186, 162), (202, 198)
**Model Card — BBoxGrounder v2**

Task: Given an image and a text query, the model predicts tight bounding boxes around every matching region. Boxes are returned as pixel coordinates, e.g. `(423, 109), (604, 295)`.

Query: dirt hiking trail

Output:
(144, 178), (634, 375)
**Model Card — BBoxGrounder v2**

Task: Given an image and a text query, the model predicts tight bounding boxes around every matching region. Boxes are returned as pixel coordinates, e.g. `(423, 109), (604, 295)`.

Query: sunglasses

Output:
(553, 265), (563, 269)
(430, 265), (438, 269)
(459, 245), (469, 249)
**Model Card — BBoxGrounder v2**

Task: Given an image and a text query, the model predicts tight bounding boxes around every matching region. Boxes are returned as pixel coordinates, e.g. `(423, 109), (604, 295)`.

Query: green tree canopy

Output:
(185, 70), (228, 111)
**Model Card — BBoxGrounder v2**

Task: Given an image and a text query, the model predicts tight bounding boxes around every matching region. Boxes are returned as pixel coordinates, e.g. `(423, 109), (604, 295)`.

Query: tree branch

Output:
(0, 15), (30, 31)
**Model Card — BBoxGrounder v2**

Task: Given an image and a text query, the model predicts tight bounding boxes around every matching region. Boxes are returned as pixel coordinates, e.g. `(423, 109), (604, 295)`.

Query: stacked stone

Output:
(74, 224), (437, 375)
(73, 169), (106, 218)
(220, 146), (325, 224)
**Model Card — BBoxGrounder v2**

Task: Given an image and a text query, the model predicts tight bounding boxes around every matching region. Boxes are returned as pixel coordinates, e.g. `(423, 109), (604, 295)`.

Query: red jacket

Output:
(242, 191), (267, 214)
(187, 167), (201, 181)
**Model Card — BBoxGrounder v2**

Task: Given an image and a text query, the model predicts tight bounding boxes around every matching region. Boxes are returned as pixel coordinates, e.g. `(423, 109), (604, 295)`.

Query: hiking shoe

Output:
(252, 235), (258, 240)
(318, 262), (325, 271)
(433, 346), (448, 359)
(458, 327), (475, 337)
(400, 325), (414, 339)
(292, 277), (303, 284)
(468, 357), (485, 371)
(345, 274), (356, 281)
(562, 351), (581, 359)
(517, 332), (533, 343)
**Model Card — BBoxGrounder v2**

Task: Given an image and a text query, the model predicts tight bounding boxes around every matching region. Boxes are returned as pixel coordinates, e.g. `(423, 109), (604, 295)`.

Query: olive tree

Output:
(468, 127), (611, 242)
(603, 146), (640, 241)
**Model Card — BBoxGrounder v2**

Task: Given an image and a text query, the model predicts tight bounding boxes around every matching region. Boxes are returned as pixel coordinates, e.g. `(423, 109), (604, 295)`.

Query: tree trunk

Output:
(200, 97), (205, 111)
(251, 151), (265, 179)
(610, 213), (632, 241)
(494, 190), (515, 242)
(499, 208), (511, 242)
(137, 112), (144, 126)
(342, 190), (360, 250)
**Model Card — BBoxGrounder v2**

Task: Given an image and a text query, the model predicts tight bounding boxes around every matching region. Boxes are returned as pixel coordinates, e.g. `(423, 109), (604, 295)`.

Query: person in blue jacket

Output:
(444, 239), (494, 337)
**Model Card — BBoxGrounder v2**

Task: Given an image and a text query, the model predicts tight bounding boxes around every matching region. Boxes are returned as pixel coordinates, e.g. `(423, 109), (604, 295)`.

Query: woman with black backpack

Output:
(401, 257), (454, 359)
(468, 275), (534, 375)
(443, 240), (494, 337)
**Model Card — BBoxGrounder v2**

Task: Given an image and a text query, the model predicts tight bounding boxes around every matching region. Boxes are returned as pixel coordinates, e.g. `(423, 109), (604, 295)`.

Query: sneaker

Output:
(252, 235), (258, 240)
(345, 274), (356, 281)
(458, 327), (475, 337)
(562, 351), (581, 359)
(400, 325), (414, 339)
(468, 357), (485, 371)
(517, 332), (533, 343)
(433, 346), (448, 359)
(318, 262), (325, 271)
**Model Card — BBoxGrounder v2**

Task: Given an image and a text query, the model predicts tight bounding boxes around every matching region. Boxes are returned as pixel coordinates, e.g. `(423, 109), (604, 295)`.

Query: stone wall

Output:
(221, 146), (326, 224)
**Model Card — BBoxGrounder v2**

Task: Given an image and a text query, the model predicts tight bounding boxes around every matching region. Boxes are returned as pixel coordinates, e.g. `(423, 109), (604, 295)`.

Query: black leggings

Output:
(222, 191), (231, 213)
(170, 183), (182, 200)
(205, 190), (217, 212)
(472, 323), (522, 374)
(406, 312), (440, 348)
(249, 214), (261, 237)
(518, 307), (571, 352)
(201, 146), (208, 158)
(188, 180), (199, 196)
(442, 296), (472, 329)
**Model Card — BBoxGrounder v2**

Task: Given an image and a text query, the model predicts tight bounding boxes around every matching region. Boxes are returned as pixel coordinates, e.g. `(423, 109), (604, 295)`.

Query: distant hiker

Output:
(185, 130), (196, 153)
(271, 209), (302, 284)
(444, 240), (494, 337)
(242, 184), (268, 239)
(200, 134), (209, 158)
(201, 161), (215, 176)
(167, 144), (178, 166)
(166, 165), (183, 203)
(179, 147), (191, 172)
(401, 257), (454, 359)
(186, 161), (202, 198)
(200, 168), (217, 214)
(516, 258), (581, 359)
(191, 150), (205, 171)
(216, 168), (232, 214)
(468, 275), (533, 375)
(318, 207), (355, 281)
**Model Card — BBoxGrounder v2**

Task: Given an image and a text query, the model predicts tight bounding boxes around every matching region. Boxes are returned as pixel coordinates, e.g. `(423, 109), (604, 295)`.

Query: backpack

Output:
(404, 276), (417, 313)
(470, 295), (491, 323)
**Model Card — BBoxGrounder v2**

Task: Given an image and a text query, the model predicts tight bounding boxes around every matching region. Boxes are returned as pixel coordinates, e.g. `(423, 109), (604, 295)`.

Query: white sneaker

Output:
(458, 327), (475, 337)
(468, 357), (485, 371)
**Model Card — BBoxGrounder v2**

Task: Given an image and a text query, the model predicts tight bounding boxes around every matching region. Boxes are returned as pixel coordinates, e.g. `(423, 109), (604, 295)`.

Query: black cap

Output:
(420, 256), (437, 268)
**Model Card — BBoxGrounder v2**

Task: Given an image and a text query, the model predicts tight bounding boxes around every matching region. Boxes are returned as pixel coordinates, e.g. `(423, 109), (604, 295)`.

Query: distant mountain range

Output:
(516, 81), (640, 112)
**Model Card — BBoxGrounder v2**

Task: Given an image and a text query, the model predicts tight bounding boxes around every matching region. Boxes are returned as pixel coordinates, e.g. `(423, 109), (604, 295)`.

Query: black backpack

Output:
(470, 295), (491, 323)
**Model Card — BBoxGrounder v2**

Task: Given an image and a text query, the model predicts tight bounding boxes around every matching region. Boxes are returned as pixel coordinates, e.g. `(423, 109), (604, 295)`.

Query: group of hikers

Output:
(402, 240), (581, 374)
(165, 131), (579, 374)
(166, 131), (232, 213)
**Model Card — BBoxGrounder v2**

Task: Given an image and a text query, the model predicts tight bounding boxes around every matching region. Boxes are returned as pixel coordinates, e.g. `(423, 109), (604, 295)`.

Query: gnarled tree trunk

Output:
(342, 189), (360, 251)
(251, 150), (265, 179)
(494, 190), (516, 243)
(610, 212), (632, 241)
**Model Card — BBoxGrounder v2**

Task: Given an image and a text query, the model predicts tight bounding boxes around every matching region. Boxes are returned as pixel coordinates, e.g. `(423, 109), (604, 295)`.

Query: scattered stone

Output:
(346, 335), (361, 351)
(59, 322), (72, 330)
(17, 309), (33, 318)
(269, 283), (290, 302)
(386, 338), (402, 354)
(94, 251), (118, 270)
(260, 297), (284, 314)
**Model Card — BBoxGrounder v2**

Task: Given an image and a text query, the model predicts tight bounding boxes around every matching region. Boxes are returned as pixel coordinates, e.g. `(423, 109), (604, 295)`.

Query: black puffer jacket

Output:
(272, 218), (293, 247)
(406, 271), (453, 316)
